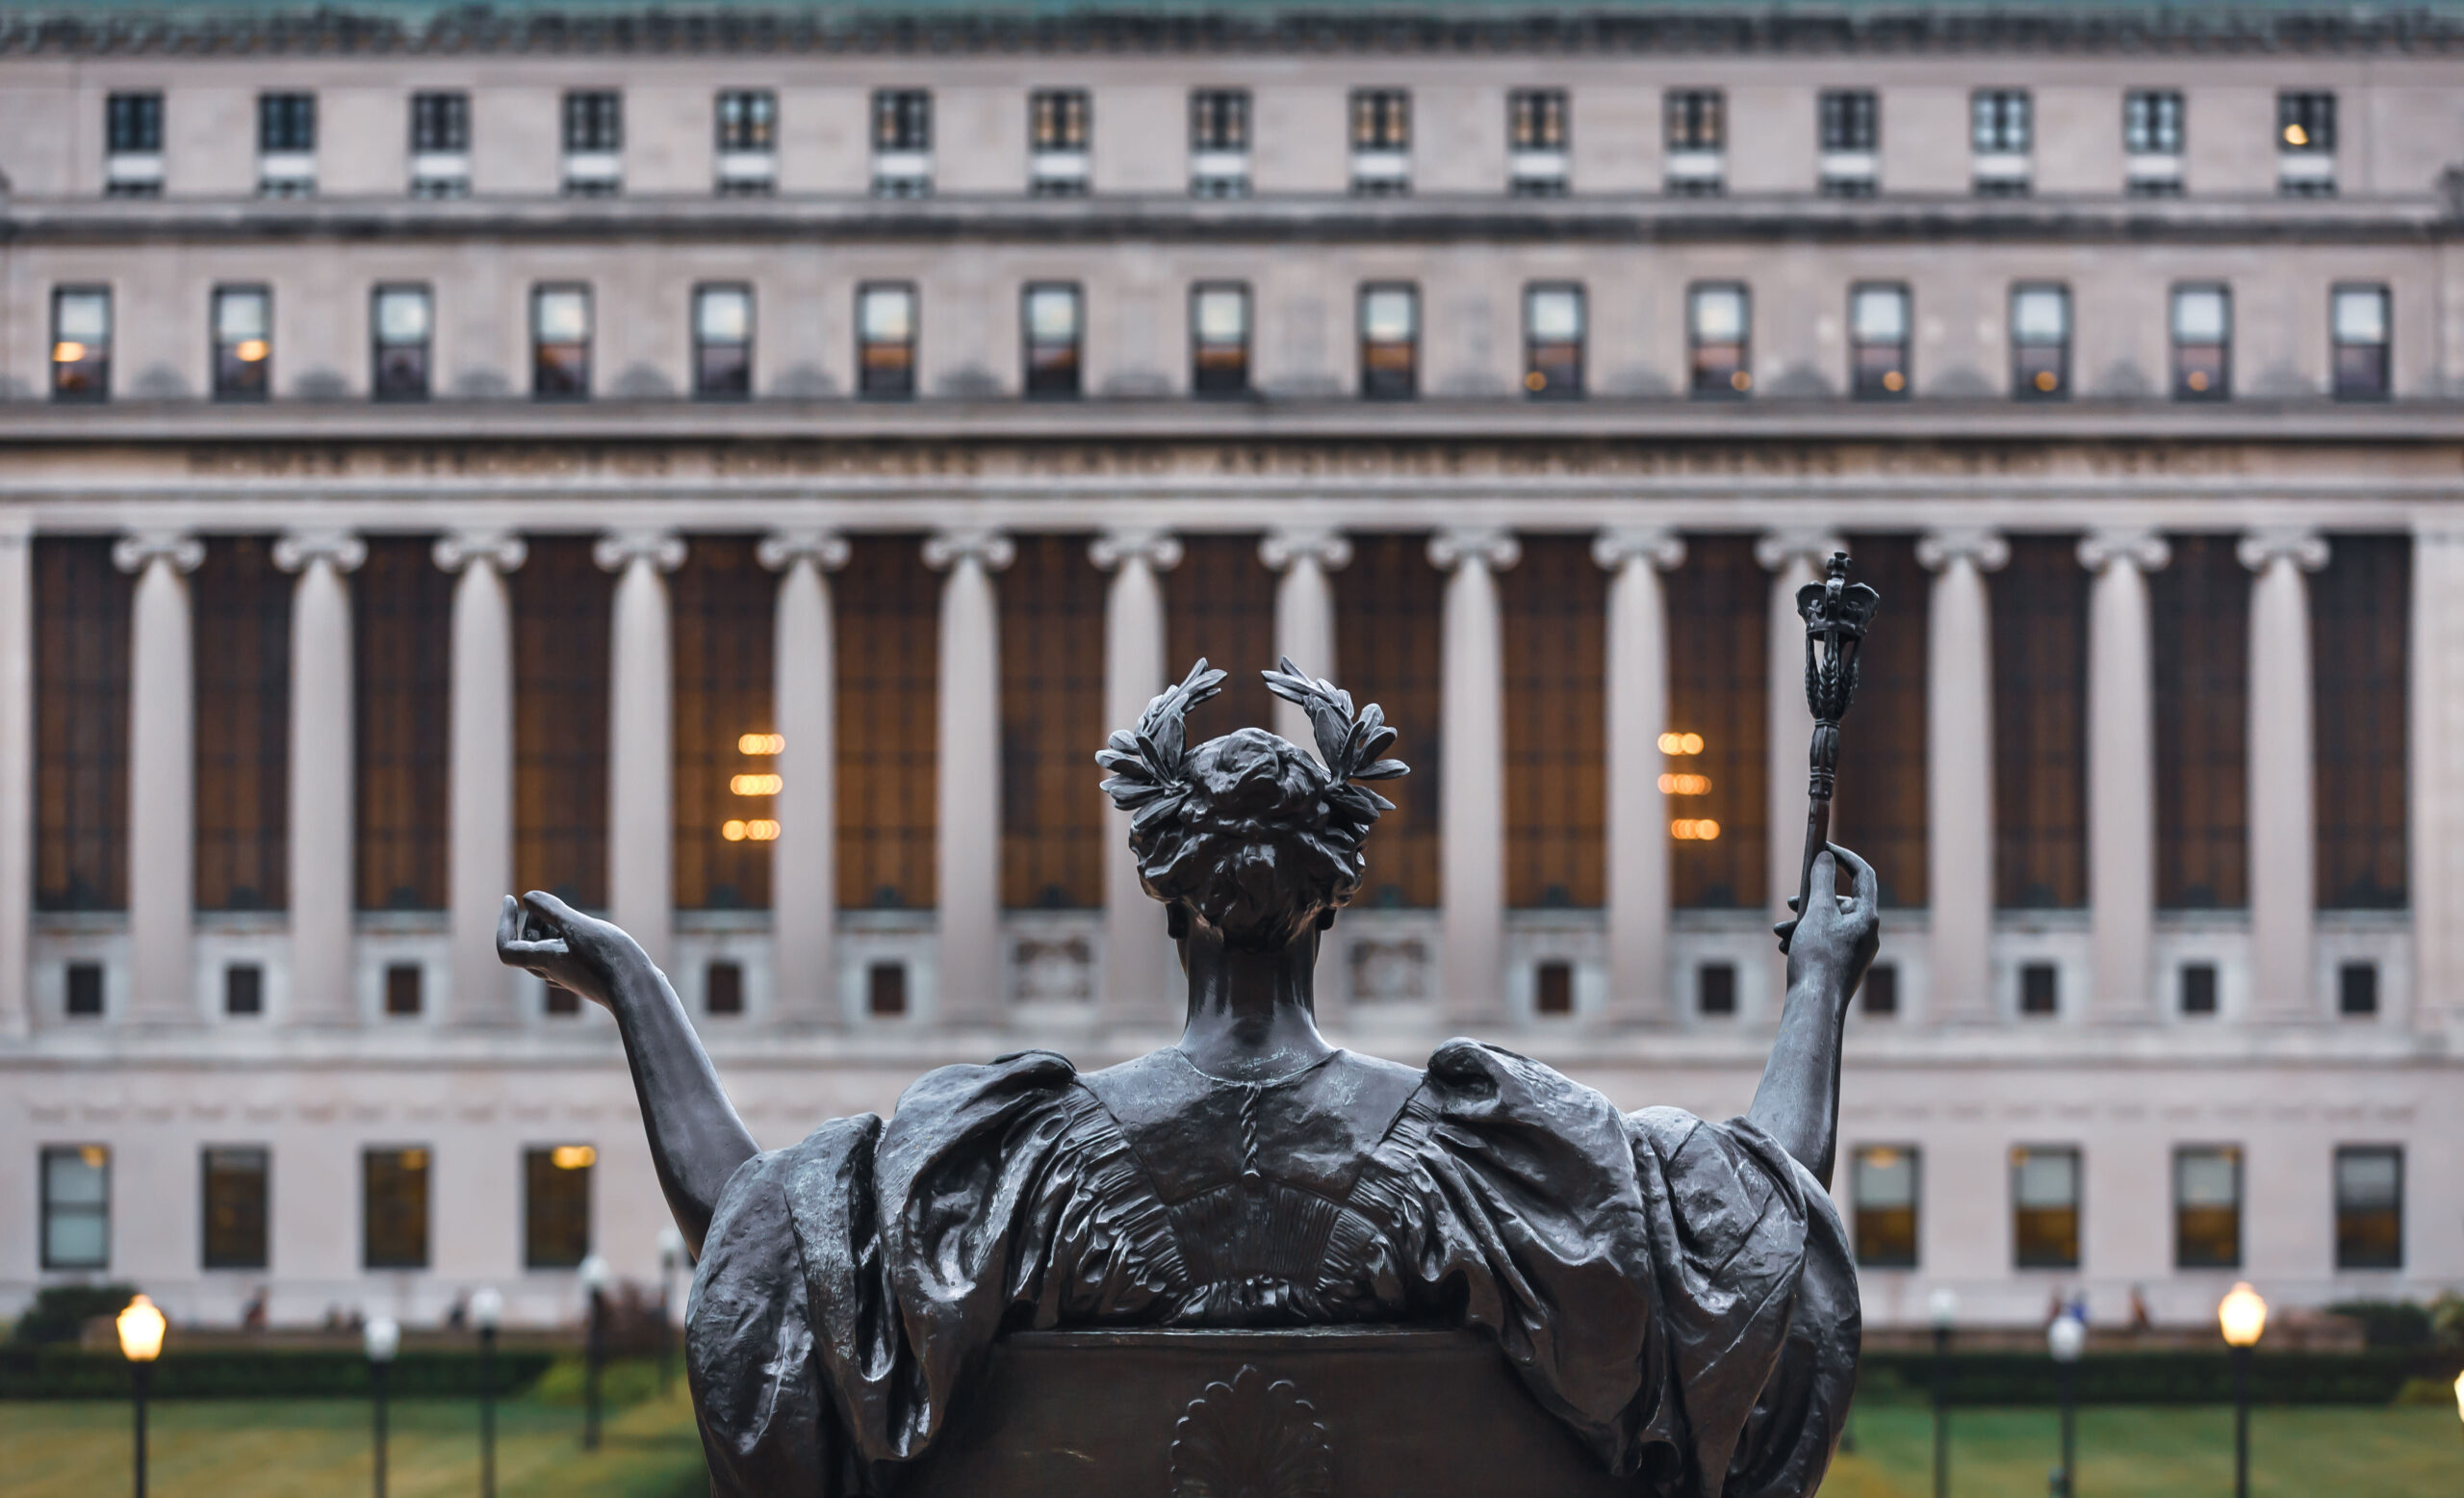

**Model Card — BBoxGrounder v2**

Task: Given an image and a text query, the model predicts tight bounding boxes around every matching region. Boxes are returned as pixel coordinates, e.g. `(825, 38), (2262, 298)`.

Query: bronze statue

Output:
(499, 654), (1878, 1498)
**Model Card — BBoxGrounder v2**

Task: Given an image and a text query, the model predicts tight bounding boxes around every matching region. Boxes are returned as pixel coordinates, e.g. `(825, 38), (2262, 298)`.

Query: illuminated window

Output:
(1818, 90), (1878, 196)
(2174, 1146), (2243, 1269)
(1852, 1146), (1918, 1267)
(2012, 1146), (2081, 1269)
(1523, 283), (1583, 399)
(1348, 90), (1410, 196)
(1191, 283), (1250, 396)
(212, 285), (272, 401)
(51, 286), (111, 402)
(1688, 283), (1749, 398)
(1189, 90), (1250, 197)
(2333, 1145), (2401, 1270)
(1021, 283), (1083, 399)
(1970, 89), (2031, 196)
(41, 1145), (110, 1269)
(2010, 283), (2069, 400)
(1666, 536), (1767, 909)
(525, 1145), (594, 1269)
(1029, 89), (1091, 196)
(531, 284), (591, 400)
(2331, 285), (2390, 400)
(257, 91), (316, 196)
(371, 284), (431, 400)
(693, 283), (754, 400)
(201, 1147), (269, 1270)
(2170, 284), (2230, 400)
(1664, 89), (1724, 195)
(1358, 283), (1419, 400)
(1507, 89), (1569, 196)
(362, 1147), (429, 1270)
(2277, 91), (2336, 197)
(857, 283), (917, 400)
(1698, 962), (1737, 1017)
(674, 538), (775, 912)
(1849, 283), (1910, 399)
(2124, 90), (2184, 196)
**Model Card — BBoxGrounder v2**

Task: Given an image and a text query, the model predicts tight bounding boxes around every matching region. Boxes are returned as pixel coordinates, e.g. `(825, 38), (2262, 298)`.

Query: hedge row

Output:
(1858, 1349), (2463, 1407)
(0, 1346), (556, 1401)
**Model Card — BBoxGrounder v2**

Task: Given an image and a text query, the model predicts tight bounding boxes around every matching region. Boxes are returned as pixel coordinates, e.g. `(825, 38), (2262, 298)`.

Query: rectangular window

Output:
(706, 960), (744, 1016)
(2011, 283), (2070, 400)
(1507, 89), (1569, 196)
(2338, 961), (2379, 1017)
(105, 91), (164, 196)
(1698, 961), (1737, 1017)
(1349, 90), (1410, 196)
(531, 284), (591, 400)
(1191, 282), (1250, 396)
(212, 285), (271, 401)
(2174, 1146), (2243, 1269)
(1664, 89), (1724, 195)
(2279, 91), (2336, 195)
(2012, 1146), (2081, 1270)
(384, 962), (423, 1017)
(524, 1144), (594, 1269)
(715, 90), (777, 195)
(872, 90), (932, 197)
(545, 982), (580, 1017)
(2020, 961), (2059, 1016)
(2124, 89), (2185, 195)
(2334, 1145), (2401, 1269)
(1029, 89), (1091, 197)
(2181, 961), (2220, 1015)
(1190, 89), (1250, 197)
(1849, 283), (1911, 399)
(258, 92), (316, 196)
(857, 282), (917, 399)
(562, 90), (622, 195)
(1861, 963), (1899, 1017)
(868, 960), (909, 1017)
(1523, 282), (1583, 400)
(1852, 1145), (1918, 1268)
(1818, 89), (1878, 196)
(1358, 283), (1419, 400)
(1688, 282), (1750, 398)
(693, 283), (754, 400)
(201, 1146), (270, 1270)
(1534, 960), (1574, 1017)
(65, 962), (104, 1018)
(2171, 283), (2230, 400)
(52, 286), (111, 402)
(363, 1147), (429, 1269)
(1971, 89), (2031, 195)
(1021, 283), (1083, 399)
(371, 284), (431, 401)
(2331, 285), (2390, 400)
(223, 963), (262, 1016)
(408, 91), (471, 197)
(41, 1145), (110, 1269)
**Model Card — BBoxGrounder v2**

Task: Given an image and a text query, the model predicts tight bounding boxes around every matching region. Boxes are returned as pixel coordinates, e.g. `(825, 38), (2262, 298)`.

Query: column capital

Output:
(594, 529), (686, 575)
(432, 530), (527, 575)
(272, 530), (367, 575)
(112, 531), (203, 576)
(2077, 528), (2170, 575)
(1260, 528), (1352, 573)
(1090, 529), (1184, 573)
(757, 529), (850, 574)
(1428, 526), (1520, 573)
(1591, 527), (1686, 573)
(1916, 528), (2010, 573)
(1754, 529), (1845, 573)
(923, 529), (1014, 573)
(2237, 528), (2330, 574)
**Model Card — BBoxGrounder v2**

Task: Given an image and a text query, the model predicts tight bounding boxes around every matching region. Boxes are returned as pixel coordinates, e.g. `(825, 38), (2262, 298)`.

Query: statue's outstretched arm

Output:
(496, 891), (758, 1257)
(1744, 844), (1880, 1191)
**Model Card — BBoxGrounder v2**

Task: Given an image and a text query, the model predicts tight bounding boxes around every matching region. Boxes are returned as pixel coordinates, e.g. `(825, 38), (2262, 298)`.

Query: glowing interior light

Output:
(1657, 732), (1706, 756)
(236, 339), (270, 363)
(1731, 370), (1752, 391)
(1670, 818), (1722, 841)
(2283, 123), (2308, 147)
(52, 342), (87, 363)
(730, 773), (783, 796)
(1883, 370), (1906, 392)
(80, 1145), (107, 1169)
(1524, 370), (1547, 391)
(2188, 371), (2208, 392)
(2034, 370), (2059, 392)
(745, 819), (781, 841)
(550, 1144), (596, 1171)
(1657, 773), (1713, 796)
(722, 820), (748, 841)
(737, 733), (785, 755)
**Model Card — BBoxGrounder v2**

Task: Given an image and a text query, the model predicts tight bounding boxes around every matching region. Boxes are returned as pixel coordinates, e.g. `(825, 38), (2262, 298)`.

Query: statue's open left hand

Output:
(1784, 844), (1882, 1008)
(494, 891), (642, 1009)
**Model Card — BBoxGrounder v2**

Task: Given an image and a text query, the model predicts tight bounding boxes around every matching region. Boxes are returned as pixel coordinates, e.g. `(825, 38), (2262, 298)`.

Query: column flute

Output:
(1775, 553), (1880, 953)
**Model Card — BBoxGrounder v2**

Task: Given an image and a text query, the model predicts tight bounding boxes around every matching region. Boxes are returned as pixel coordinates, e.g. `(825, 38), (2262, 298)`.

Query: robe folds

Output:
(685, 1041), (1858, 1498)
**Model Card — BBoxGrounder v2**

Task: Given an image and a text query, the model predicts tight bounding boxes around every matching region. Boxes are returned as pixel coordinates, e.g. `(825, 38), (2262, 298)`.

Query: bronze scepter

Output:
(1775, 552), (1881, 953)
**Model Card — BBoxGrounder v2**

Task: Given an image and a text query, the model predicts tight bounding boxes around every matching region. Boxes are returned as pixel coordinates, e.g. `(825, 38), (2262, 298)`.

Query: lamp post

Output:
(115, 1293), (167, 1498)
(364, 1316), (399, 1498)
(578, 1253), (611, 1452)
(2218, 1282), (2267, 1498)
(656, 1226), (684, 1397)
(471, 1288), (503, 1498)
(1928, 1286), (1959, 1498)
(2046, 1308), (2086, 1497)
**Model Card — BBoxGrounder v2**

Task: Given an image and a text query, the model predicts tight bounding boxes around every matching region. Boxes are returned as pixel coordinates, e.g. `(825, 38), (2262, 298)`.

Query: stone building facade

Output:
(0, 1), (2459, 1332)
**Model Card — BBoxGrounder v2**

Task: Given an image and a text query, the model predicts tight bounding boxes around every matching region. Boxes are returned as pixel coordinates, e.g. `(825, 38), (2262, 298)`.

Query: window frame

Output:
(562, 89), (623, 153)
(201, 1145), (270, 1271)
(2333, 1144), (2402, 1270)
(257, 90), (316, 154)
(362, 1146), (431, 1271)
(40, 1144), (110, 1271)
(2124, 89), (2185, 155)
(409, 90), (469, 154)
(1189, 281), (1251, 398)
(872, 89), (932, 152)
(2169, 282), (2232, 401)
(1664, 89), (1725, 151)
(1819, 89), (1878, 152)
(1848, 282), (1912, 400)
(2278, 90), (2337, 154)
(856, 281), (918, 400)
(2011, 1145), (2083, 1271)
(523, 1144), (595, 1270)
(1850, 1144), (1920, 1269)
(714, 89), (777, 153)
(50, 284), (112, 403)
(1190, 89), (1249, 152)
(529, 282), (593, 401)
(1508, 88), (1569, 151)
(691, 281), (756, 401)
(210, 283), (273, 403)
(107, 90), (164, 155)
(1020, 281), (1085, 400)
(1686, 281), (1751, 400)
(370, 283), (433, 402)
(2330, 283), (2391, 401)
(2172, 1144), (2245, 1270)
(2010, 282), (2071, 400)
(1522, 281), (1584, 400)
(1356, 281), (1420, 401)
(1970, 88), (2032, 154)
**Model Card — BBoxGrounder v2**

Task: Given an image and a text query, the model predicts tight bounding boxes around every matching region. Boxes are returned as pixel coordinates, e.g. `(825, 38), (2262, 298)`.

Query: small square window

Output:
(1698, 962), (1737, 1018)
(1509, 89), (1568, 151)
(2181, 962), (2219, 1016)
(258, 92), (316, 154)
(716, 90), (776, 153)
(1665, 89), (1724, 151)
(867, 961), (909, 1017)
(1971, 90), (2031, 153)
(410, 90), (468, 155)
(2338, 961), (2378, 1017)
(2124, 90), (2184, 155)
(874, 90), (932, 152)
(384, 963), (423, 1017)
(1534, 960), (1574, 1017)
(108, 91), (164, 155)
(1820, 90), (1877, 152)
(2019, 962), (2059, 1016)
(706, 960), (745, 1017)
(1860, 962), (1899, 1017)
(65, 962), (104, 1018)
(563, 90), (622, 153)
(223, 963), (263, 1017)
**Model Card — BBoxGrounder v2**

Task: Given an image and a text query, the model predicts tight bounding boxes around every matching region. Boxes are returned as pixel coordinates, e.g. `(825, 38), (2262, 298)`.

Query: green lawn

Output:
(1825, 1404), (2464, 1497)
(3, 1382), (707, 1498)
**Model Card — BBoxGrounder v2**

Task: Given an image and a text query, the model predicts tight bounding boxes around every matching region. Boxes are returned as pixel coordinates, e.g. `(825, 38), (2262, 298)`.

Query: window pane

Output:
(1194, 286), (1248, 344)
(2015, 1149), (2077, 1206)
(696, 287), (752, 345)
(524, 1145), (594, 1269)
(1362, 287), (1417, 342)
(534, 289), (589, 343)
(2012, 287), (2068, 343)
(860, 286), (914, 342)
(1025, 286), (1080, 341)
(1851, 286), (1908, 343)
(1690, 286), (1745, 342)
(2337, 1147), (2399, 1205)
(2172, 288), (2228, 344)
(202, 1146), (270, 1270)
(2333, 287), (2388, 345)
(42, 1145), (110, 1270)
(1852, 1146), (1919, 1268)
(216, 289), (270, 342)
(374, 288), (430, 345)
(57, 291), (110, 343)
(363, 1147), (430, 1269)
(1527, 286), (1582, 342)
(45, 1146), (108, 1203)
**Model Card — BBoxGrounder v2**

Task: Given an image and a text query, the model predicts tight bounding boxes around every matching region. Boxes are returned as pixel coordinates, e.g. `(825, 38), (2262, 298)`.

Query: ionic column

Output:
(597, 531), (686, 975)
(2079, 529), (2169, 1020)
(1261, 529), (1351, 749)
(1429, 527), (1518, 1026)
(758, 531), (849, 1029)
(0, 520), (30, 1036)
(116, 533), (204, 1024)
(1918, 529), (2008, 1022)
(1757, 531), (1844, 927)
(926, 529), (1014, 1028)
(1092, 529), (1183, 1028)
(2408, 528), (2464, 1033)
(1594, 528), (1685, 1026)
(2241, 529), (2329, 1021)
(274, 531), (367, 1026)
(436, 531), (526, 1027)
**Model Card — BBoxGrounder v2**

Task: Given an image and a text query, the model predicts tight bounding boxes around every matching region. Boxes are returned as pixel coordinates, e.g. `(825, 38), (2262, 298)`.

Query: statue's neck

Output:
(1174, 922), (1335, 1083)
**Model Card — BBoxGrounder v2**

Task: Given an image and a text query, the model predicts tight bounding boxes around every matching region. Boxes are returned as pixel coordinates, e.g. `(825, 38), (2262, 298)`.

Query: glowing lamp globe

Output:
(2217, 1282), (2268, 1349)
(2047, 1312), (2087, 1364)
(364, 1316), (400, 1363)
(470, 1287), (503, 1332)
(115, 1294), (167, 1363)
(578, 1253), (612, 1293)
(2451, 1368), (2462, 1426)
(1927, 1287), (1960, 1330)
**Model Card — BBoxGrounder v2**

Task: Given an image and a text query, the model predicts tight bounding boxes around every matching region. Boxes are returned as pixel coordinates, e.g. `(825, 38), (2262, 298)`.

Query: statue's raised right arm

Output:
(496, 891), (757, 1256)
(1742, 843), (1880, 1191)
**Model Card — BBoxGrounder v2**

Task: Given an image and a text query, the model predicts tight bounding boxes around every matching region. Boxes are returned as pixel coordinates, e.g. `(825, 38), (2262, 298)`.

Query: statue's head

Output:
(1096, 659), (1410, 950)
